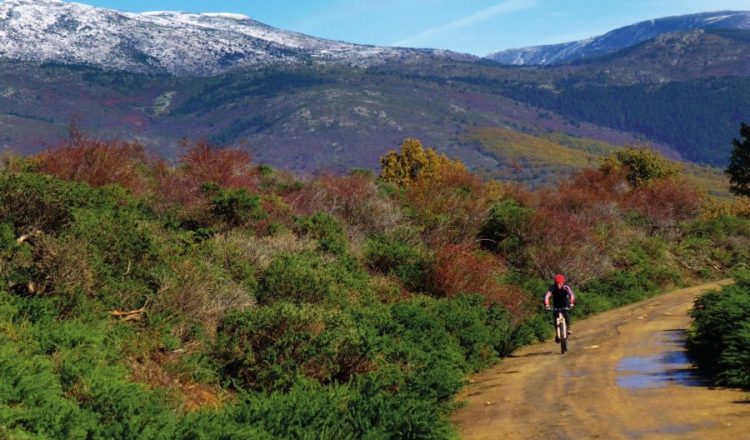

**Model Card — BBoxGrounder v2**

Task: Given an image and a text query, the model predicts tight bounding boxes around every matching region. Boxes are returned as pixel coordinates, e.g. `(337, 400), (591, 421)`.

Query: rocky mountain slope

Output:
(488, 11), (750, 65)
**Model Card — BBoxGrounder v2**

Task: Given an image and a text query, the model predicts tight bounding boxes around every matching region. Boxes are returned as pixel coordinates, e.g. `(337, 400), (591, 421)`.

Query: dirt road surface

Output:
(451, 280), (750, 440)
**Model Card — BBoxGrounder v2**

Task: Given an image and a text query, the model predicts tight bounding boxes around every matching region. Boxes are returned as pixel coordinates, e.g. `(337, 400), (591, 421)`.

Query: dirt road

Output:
(451, 280), (750, 440)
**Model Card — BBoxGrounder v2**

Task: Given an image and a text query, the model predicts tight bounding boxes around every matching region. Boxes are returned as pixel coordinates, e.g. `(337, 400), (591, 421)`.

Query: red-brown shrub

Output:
(433, 244), (504, 297)
(433, 244), (531, 318)
(153, 140), (260, 214)
(178, 140), (258, 191)
(624, 178), (702, 234)
(152, 161), (205, 212)
(35, 138), (152, 195)
(526, 206), (615, 284)
(525, 168), (628, 283)
(291, 172), (399, 234)
(406, 166), (490, 246)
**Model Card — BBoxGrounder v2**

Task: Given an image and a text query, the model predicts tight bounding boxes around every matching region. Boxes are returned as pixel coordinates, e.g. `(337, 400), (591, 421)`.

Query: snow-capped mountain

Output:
(488, 11), (750, 65)
(0, 0), (471, 75)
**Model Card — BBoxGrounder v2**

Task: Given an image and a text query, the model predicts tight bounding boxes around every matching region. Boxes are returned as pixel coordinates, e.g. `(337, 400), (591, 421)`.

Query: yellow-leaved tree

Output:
(380, 138), (465, 186)
(600, 146), (682, 187)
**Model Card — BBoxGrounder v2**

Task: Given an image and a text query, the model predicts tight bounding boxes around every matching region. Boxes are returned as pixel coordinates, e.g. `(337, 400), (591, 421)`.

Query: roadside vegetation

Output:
(1, 131), (748, 438)
(687, 124), (750, 390)
(688, 271), (750, 389)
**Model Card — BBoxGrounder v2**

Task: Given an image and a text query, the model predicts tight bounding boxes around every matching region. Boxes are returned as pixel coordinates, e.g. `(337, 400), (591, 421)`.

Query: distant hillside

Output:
(1, 4), (750, 175)
(487, 10), (750, 65)
(497, 74), (750, 165)
(465, 127), (728, 194)
(572, 29), (750, 82)
(0, 59), (663, 177)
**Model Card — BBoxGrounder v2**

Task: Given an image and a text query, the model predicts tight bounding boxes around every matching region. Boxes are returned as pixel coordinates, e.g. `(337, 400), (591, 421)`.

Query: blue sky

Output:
(77, 0), (750, 55)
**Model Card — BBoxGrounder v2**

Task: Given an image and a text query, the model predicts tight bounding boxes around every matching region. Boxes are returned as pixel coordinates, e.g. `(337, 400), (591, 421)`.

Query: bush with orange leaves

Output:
(177, 139), (258, 190)
(433, 244), (531, 320)
(35, 136), (152, 196)
(526, 206), (617, 285)
(153, 140), (260, 214)
(523, 168), (629, 284)
(624, 178), (703, 235)
(290, 171), (399, 234)
(405, 163), (490, 247)
(379, 139), (490, 246)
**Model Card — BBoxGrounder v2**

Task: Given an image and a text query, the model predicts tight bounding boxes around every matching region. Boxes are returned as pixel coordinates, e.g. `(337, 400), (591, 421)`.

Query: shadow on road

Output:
(507, 351), (554, 358)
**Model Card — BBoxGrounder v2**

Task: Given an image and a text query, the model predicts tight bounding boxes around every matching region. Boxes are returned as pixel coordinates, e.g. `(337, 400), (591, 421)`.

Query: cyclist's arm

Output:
(543, 290), (552, 308)
(565, 285), (576, 306)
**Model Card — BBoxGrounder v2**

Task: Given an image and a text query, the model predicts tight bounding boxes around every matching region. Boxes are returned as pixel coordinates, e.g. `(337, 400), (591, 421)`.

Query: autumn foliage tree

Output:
(380, 138), (466, 186)
(600, 147), (682, 187)
(405, 164), (490, 246)
(380, 138), (489, 246)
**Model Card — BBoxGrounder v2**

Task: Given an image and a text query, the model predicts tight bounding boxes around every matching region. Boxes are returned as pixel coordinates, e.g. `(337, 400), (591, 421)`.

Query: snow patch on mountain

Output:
(487, 10), (750, 65)
(0, 0), (471, 76)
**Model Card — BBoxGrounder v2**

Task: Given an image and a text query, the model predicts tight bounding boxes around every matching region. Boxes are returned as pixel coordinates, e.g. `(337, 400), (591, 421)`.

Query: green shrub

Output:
(210, 188), (266, 227)
(0, 293), (177, 439)
(364, 228), (433, 292)
(0, 172), (134, 234)
(257, 251), (368, 306)
(479, 198), (532, 263)
(215, 303), (375, 392)
(294, 213), (348, 255)
(688, 271), (750, 388)
(67, 209), (160, 309)
(199, 236), (258, 293)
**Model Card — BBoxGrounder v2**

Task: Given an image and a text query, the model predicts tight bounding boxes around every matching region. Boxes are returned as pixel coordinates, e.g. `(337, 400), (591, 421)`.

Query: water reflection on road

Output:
(616, 330), (706, 389)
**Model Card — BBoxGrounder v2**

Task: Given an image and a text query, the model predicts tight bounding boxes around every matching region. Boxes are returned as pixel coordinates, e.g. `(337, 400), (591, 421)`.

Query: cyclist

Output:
(543, 274), (576, 336)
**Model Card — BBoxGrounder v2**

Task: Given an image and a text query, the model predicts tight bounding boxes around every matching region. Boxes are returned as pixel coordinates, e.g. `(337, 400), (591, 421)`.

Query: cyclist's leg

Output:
(563, 310), (572, 333)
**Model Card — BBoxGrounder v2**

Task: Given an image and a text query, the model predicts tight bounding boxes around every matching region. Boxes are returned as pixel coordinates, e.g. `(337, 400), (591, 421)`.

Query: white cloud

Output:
(393, 0), (539, 47)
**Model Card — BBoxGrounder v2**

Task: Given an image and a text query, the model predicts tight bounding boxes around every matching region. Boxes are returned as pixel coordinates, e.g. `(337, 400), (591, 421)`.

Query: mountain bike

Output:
(553, 307), (571, 354)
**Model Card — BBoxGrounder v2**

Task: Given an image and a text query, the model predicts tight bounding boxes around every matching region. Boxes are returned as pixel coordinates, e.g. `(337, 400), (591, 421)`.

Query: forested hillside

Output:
(498, 76), (750, 165)
(0, 135), (748, 438)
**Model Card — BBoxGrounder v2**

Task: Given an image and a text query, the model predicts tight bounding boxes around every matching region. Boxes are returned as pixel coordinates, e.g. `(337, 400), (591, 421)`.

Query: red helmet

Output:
(554, 274), (566, 284)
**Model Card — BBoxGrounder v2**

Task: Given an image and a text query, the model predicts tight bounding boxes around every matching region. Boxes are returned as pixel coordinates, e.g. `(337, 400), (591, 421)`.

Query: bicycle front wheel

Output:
(559, 320), (567, 354)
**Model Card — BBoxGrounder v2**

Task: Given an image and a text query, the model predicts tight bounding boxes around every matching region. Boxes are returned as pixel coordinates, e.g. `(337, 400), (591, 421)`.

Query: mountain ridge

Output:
(488, 10), (750, 65)
(0, 0), (473, 75)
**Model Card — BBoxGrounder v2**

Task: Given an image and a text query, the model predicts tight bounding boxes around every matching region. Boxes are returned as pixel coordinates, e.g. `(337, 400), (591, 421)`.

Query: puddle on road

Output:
(626, 423), (695, 439)
(616, 330), (706, 389)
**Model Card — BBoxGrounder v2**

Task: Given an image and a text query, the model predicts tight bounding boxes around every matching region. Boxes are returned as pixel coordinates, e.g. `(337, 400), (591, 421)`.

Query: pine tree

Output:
(727, 123), (750, 197)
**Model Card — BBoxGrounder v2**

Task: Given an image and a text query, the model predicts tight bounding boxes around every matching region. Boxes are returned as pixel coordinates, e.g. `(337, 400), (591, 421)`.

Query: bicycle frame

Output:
(554, 307), (569, 354)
